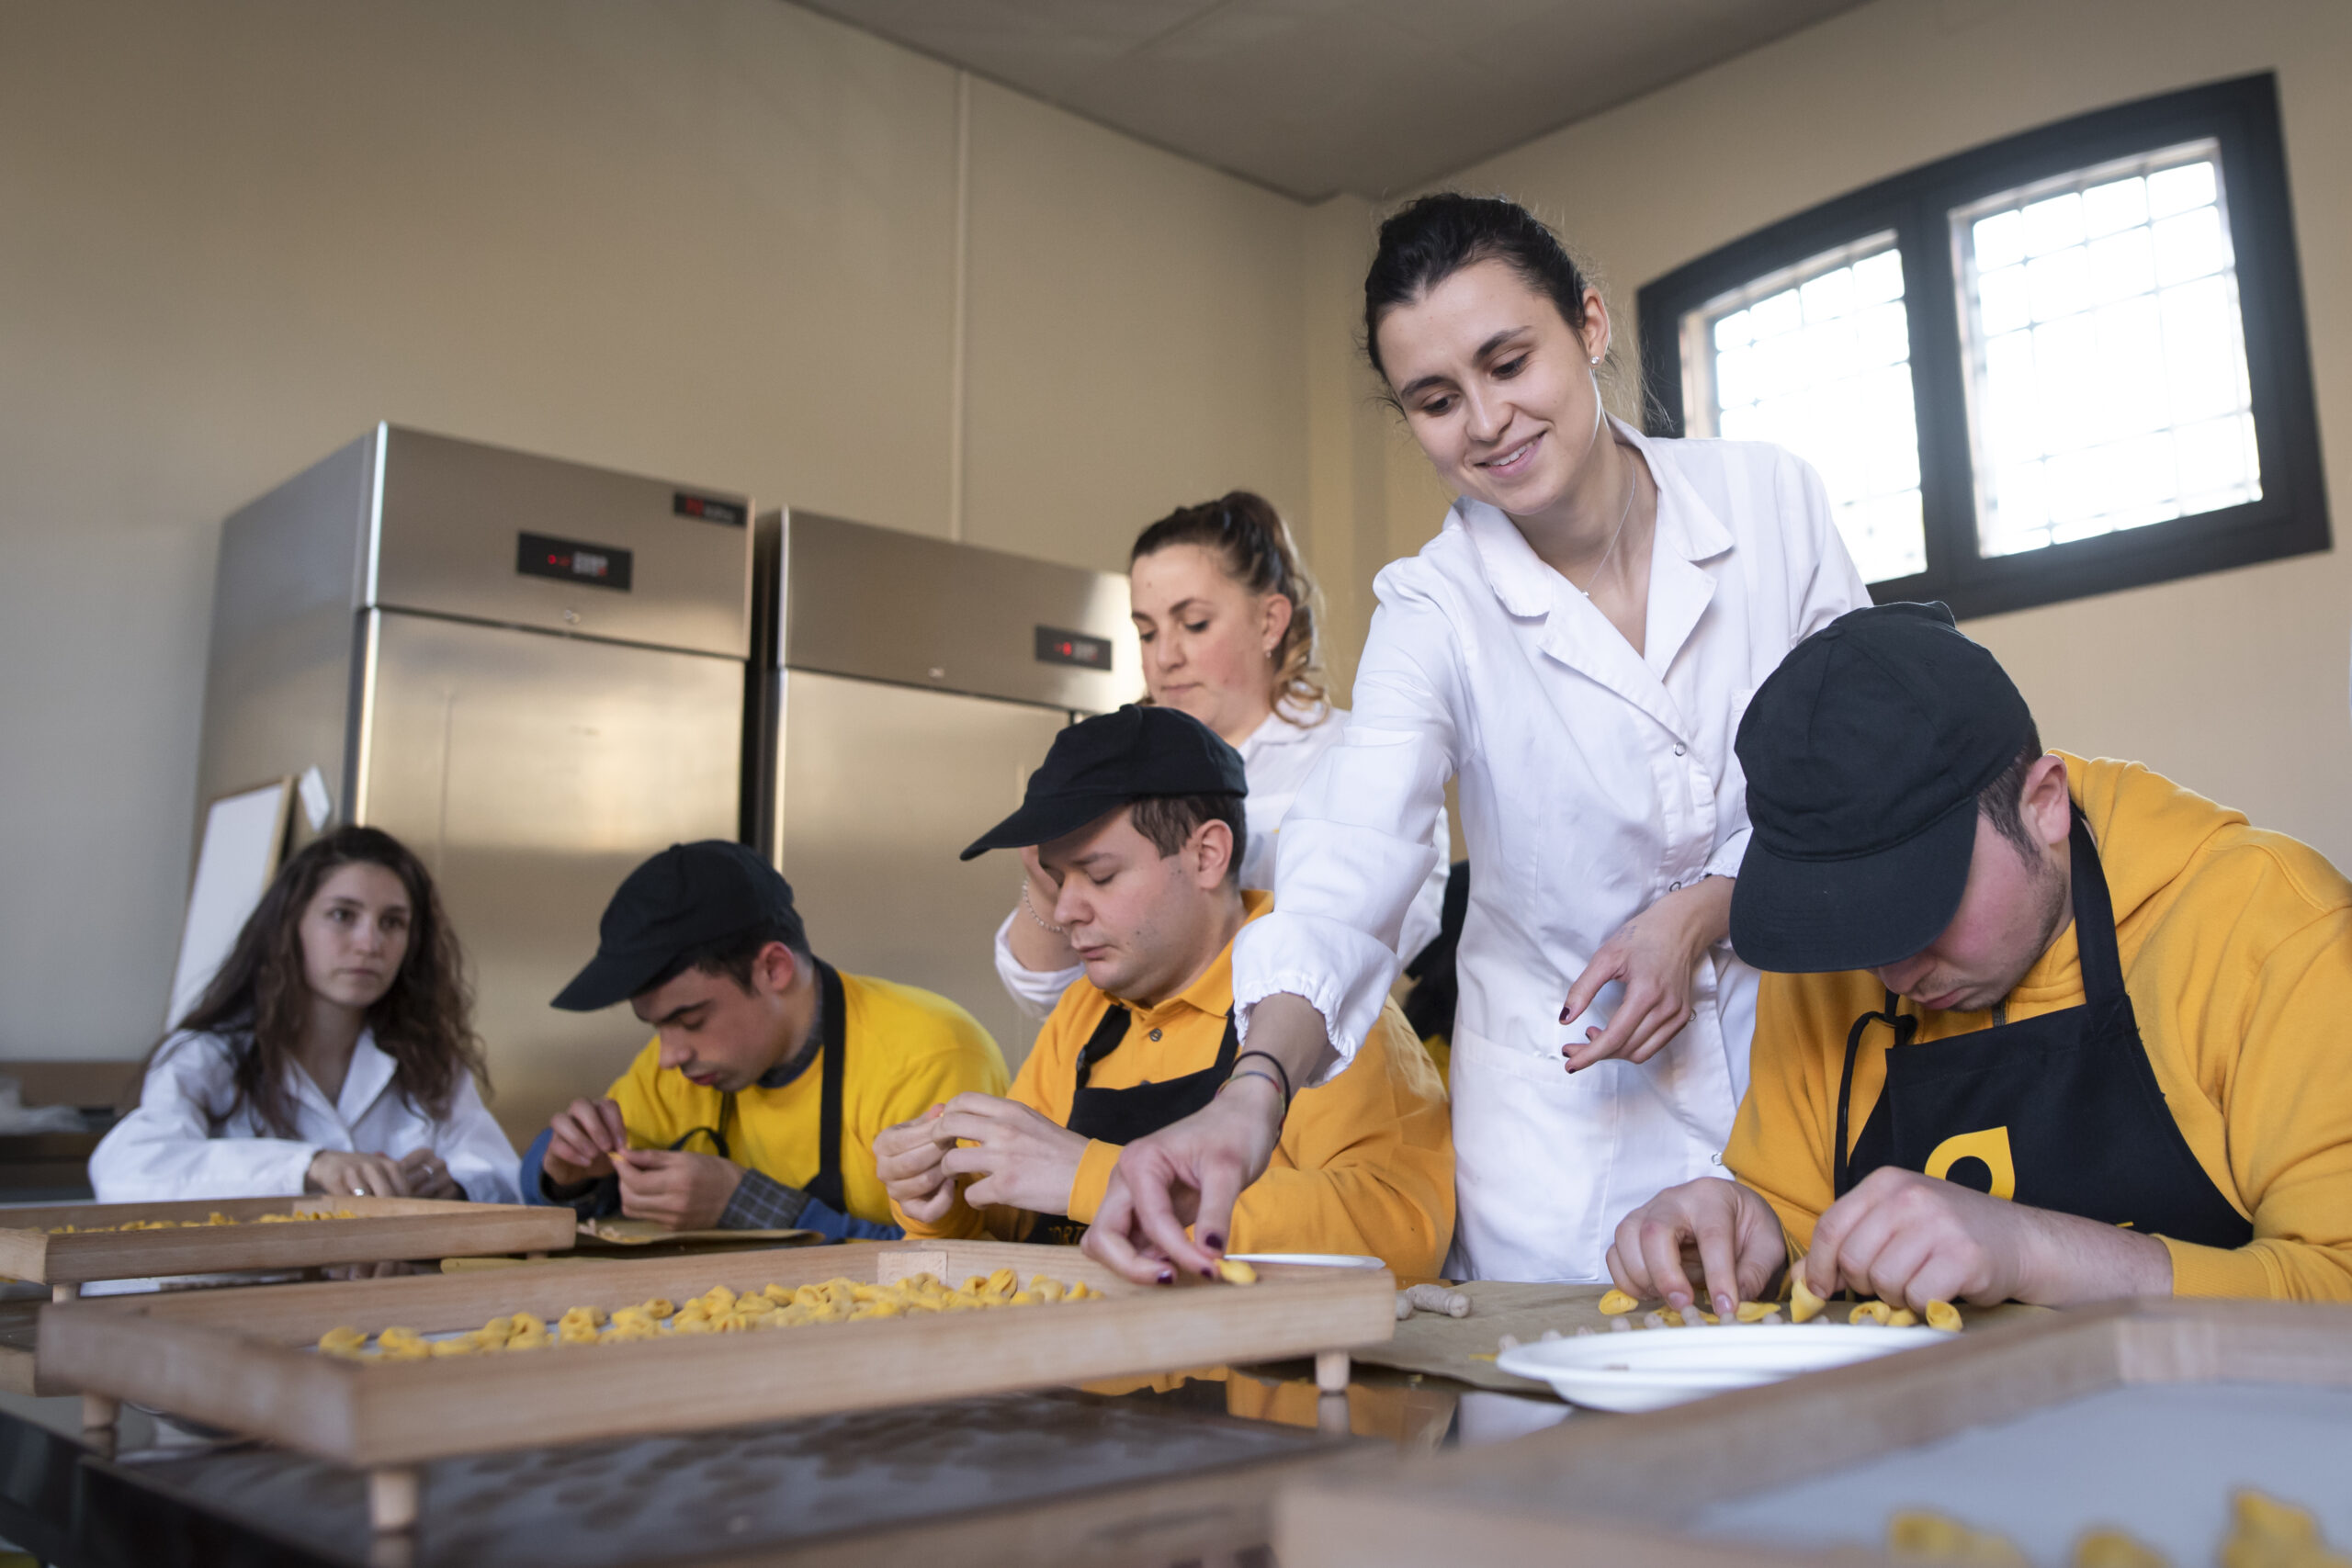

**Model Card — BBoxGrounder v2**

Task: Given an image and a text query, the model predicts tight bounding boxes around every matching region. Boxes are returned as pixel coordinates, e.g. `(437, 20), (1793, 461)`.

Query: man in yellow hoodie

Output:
(874, 705), (1453, 1280)
(1609, 604), (2352, 1317)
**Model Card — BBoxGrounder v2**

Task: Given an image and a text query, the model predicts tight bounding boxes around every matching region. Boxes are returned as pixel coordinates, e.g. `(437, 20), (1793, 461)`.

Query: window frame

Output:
(1636, 73), (2326, 619)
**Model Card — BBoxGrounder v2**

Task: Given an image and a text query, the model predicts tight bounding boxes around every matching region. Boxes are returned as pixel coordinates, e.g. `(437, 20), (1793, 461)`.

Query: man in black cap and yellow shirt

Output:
(874, 705), (1453, 1279)
(521, 841), (1008, 1239)
(1610, 604), (2352, 1316)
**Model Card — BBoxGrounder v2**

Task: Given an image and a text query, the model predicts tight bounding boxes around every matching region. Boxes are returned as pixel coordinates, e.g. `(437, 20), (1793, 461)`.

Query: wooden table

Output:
(41, 1238), (1396, 1536)
(1276, 1297), (2352, 1567)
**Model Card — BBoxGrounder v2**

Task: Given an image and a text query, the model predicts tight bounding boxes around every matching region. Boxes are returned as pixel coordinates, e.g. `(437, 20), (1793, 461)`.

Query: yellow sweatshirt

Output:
(608, 970), (1007, 1228)
(896, 892), (1456, 1277)
(1727, 755), (2352, 1300)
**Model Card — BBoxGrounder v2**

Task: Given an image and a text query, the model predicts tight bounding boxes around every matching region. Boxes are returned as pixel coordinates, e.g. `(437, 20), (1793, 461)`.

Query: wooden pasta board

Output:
(40, 1239), (1396, 1470)
(0, 1195), (576, 1287)
(1275, 1297), (2352, 1568)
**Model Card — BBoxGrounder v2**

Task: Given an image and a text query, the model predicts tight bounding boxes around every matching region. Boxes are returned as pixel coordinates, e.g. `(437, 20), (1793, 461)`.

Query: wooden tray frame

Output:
(1274, 1297), (2352, 1568)
(42, 1238), (1395, 1534)
(0, 1195), (576, 1296)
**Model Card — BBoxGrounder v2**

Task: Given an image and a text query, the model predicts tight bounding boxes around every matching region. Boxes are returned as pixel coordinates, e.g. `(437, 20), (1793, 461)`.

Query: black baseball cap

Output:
(961, 705), (1247, 860)
(551, 841), (808, 1011)
(1729, 603), (2037, 975)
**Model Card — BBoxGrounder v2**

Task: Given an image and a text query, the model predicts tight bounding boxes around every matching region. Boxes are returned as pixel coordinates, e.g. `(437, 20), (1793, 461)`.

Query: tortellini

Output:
(316, 1272), (1104, 1361)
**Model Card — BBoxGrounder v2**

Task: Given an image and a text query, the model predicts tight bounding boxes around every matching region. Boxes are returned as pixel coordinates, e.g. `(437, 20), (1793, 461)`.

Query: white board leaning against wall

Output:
(165, 778), (296, 1032)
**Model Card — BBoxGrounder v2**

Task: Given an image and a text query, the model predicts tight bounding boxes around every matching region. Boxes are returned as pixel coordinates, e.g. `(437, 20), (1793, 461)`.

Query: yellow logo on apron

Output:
(1923, 1125), (2016, 1201)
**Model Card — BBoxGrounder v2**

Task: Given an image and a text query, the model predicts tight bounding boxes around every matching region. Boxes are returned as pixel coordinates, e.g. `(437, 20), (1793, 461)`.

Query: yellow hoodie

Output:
(1727, 754), (2352, 1300)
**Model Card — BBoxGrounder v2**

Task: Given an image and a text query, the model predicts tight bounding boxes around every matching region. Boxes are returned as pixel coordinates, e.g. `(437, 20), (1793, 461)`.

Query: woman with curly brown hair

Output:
(91, 826), (519, 1203)
(993, 491), (1450, 1023)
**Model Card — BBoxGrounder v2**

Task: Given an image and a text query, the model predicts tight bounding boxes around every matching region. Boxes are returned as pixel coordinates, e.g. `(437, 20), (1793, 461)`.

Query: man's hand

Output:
(1084, 1075), (1284, 1284)
(1802, 1168), (2172, 1309)
(1560, 876), (1732, 1071)
(399, 1147), (461, 1201)
(306, 1149), (411, 1199)
(609, 1149), (745, 1231)
(1606, 1176), (1787, 1317)
(875, 1106), (959, 1224)
(544, 1098), (628, 1187)
(934, 1094), (1090, 1213)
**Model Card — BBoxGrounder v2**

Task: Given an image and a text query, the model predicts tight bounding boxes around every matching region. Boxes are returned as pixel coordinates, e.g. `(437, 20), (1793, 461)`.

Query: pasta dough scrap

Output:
(1596, 1289), (1638, 1316)
(1888, 1508), (2026, 1566)
(2073, 1529), (2171, 1568)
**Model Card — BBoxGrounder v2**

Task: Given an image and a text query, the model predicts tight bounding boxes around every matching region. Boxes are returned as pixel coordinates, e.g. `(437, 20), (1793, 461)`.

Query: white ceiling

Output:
(790, 0), (1873, 202)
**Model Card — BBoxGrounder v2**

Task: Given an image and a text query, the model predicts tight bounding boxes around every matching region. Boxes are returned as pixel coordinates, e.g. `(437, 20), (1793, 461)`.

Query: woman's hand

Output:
(1558, 875), (1733, 1071)
(1081, 992), (1330, 1283)
(1003, 847), (1081, 973)
(306, 1148), (411, 1199)
(399, 1147), (461, 1201)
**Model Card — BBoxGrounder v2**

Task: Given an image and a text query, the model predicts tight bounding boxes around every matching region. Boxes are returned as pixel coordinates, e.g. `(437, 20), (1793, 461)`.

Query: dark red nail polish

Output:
(1157, 1269), (1174, 1285)
(1202, 1233), (1224, 1250)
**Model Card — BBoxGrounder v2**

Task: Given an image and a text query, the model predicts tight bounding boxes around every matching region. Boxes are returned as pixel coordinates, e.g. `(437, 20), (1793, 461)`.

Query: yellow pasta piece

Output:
(505, 1328), (550, 1350)
(1596, 1288), (1639, 1315)
(1926, 1300), (1962, 1332)
(318, 1325), (368, 1354)
(641, 1298), (675, 1320)
(2221, 1489), (2339, 1568)
(1734, 1301), (1775, 1323)
(1789, 1266), (1826, 1324)
(1885, 1307), (1919, 1327)
(1889, 1509), (2026, 1566)
(1850, 1301), (1894, 1325)
(432, 1338), (476, 1357)
(2073, 1529), (2170, 1568)
(510, 1313), (547, 1337)
(481, 1315), (515, 1340)
(1659, 1308), (1686, 1327)
(1216, 1258), (1258, 1285)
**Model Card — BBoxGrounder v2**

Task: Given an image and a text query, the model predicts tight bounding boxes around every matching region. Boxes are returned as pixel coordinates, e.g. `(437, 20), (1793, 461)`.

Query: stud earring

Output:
(1590, 355), (1602, 365)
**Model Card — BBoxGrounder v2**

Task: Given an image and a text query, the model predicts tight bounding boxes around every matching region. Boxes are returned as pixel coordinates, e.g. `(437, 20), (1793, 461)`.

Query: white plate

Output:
(1497, 1324), (1950, 1413)
(1223, 1252), (1387, 1270)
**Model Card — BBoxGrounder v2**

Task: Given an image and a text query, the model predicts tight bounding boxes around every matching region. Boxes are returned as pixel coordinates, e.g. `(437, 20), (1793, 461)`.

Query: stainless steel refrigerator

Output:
(195, 425), (752, 1140)
(751, 512), (1137, 1069)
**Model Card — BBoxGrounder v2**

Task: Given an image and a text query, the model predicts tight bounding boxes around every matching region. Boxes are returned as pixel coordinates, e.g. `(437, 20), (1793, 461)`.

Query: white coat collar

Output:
(1240, 702), (1333, 756)
(1455, 418), (1733, 612)
(1452, 418), (1736, 737)
(291, 1028), (397, 1127)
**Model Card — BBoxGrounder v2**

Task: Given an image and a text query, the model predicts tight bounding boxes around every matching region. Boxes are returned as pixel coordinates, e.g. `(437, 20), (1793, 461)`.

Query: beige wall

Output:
(1419, 0), (2352, 865)
(0, 0), (1310, 1062)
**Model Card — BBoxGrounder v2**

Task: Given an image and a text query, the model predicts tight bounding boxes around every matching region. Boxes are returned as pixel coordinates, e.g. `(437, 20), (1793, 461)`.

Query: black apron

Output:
(1834, 810), (2249, 1248)
(1030, 1001), (1240, 1246)
(668, 958), (848, 1215)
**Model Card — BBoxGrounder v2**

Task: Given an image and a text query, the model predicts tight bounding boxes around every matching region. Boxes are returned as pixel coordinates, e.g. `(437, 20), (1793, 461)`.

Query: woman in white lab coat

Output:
(993, 491), (1448, 1018)
(1082, 194), (1869, 1285)
(92, 826), (520, 1204)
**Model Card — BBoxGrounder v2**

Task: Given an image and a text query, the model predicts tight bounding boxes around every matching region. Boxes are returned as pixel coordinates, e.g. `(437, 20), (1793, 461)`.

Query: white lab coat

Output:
(1234, 422), (1869, 1283)
(89, 1028), (522, 1205)
(991, 703), (1452, 1021)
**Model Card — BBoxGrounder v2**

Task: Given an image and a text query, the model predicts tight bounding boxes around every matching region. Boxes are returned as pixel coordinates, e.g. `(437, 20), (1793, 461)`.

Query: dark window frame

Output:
(1636, 73), (2327, 619)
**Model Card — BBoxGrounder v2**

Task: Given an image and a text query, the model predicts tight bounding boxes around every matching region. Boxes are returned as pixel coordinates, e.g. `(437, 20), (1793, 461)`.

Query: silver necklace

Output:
(1575, 450), (1639, 599)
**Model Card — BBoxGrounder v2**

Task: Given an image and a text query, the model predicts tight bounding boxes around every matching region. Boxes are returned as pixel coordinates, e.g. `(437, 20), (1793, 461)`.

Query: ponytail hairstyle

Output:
(1130, 491), (1329, 725)
(1363, 193), (1638, 416)
(154, 825), (487, 1135)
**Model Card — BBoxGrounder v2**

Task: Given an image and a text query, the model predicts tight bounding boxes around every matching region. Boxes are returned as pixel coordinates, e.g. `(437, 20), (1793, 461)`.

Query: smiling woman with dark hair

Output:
(92, 825), (519, 1204)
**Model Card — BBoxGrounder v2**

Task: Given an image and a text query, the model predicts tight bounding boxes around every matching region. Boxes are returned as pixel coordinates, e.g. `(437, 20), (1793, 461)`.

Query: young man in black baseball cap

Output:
(521, 841), (1008, 1238)
(871, 705), (1453, 1278)
(1610, 603), (2352, 1316)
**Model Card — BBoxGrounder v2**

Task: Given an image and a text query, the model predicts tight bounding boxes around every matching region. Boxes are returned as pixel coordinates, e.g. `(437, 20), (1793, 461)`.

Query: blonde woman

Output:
(996, 493), (1449, 1020)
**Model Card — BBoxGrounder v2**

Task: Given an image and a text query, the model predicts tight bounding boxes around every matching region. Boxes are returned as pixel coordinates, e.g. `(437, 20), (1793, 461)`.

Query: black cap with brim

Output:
(552, 840), (806, 1011)
(959, 792), (1136, 862)
(1729, 792), (1979, 974)
(961, 705), (1247, 861)
(1726, 601), (2036, 976)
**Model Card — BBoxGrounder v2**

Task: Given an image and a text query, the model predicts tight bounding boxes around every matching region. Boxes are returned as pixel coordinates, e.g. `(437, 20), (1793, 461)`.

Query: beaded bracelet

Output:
(1019, 881), (1065, 935)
